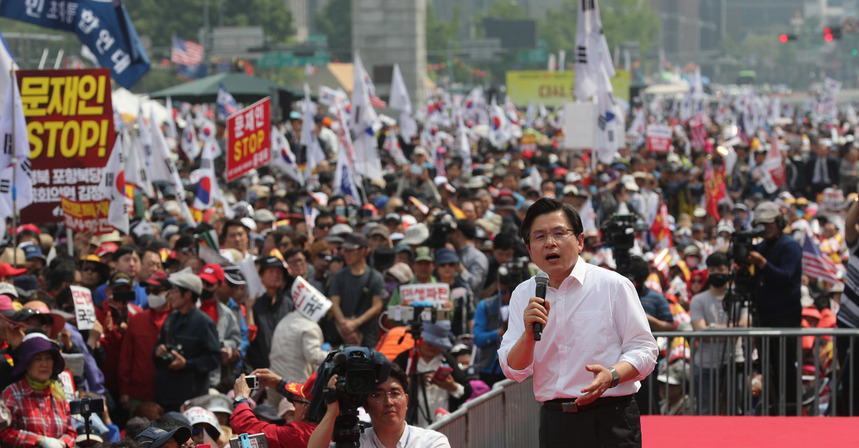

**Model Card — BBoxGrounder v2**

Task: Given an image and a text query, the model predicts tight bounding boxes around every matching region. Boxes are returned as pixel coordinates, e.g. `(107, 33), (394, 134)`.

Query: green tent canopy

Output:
(148, 72), (301, 104)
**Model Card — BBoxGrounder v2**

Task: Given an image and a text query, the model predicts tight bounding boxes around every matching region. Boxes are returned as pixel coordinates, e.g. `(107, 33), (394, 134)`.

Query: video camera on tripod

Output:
(601, 214), (646, 278)
(726, 226), (764, 295)
(307, 347), (392, 447)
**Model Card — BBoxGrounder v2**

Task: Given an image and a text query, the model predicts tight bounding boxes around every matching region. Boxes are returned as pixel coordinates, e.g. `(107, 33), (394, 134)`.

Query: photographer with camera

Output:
(153, 269), (221, 412)
(96, 271), (143, 408)
(746, 201), (803, 412)
(231, 371), (317, 447)
(307, 364), (450, 448)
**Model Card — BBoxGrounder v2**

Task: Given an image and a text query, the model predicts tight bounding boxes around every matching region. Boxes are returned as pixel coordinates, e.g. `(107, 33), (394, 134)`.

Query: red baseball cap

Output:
(14, 224), (40, 236)
(96, 242), (119, 258)
(285, 373), (316, 402)
(0, 263), (27, 278)
(199, 263), (225, 285)
(142, 271), (170, 289)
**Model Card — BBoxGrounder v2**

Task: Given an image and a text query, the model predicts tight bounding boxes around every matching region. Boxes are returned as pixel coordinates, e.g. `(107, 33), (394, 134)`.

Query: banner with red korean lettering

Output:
(646, 124), (672, 153)
(17, 68), (114, 222)
(61, 197), (114, 236)
(398, 283), (451, 306)
(226, 97), (271, 181)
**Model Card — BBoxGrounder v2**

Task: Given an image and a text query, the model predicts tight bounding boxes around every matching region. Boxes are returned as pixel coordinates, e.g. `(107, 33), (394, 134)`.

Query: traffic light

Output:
(824, 26), (842, 41)
(779, 34), (797, 43)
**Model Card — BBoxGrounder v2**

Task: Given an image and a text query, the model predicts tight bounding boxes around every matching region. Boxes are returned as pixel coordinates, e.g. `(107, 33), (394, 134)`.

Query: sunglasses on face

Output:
(317, 223), (334, 229)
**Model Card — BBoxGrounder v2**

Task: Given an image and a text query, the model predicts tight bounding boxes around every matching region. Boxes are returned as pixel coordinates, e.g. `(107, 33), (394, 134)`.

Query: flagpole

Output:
(9, 69), (17, 267)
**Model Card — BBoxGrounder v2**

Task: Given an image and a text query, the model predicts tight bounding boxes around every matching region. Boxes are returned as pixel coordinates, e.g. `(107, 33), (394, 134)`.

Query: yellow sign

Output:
(505, 70), (631, 107)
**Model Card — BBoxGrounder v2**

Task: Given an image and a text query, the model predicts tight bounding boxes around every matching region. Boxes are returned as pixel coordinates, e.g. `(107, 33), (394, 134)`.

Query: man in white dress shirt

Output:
(498, 197), (657, 448)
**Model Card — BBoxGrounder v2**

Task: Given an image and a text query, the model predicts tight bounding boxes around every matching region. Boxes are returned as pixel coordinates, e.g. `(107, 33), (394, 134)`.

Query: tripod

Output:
(399, 321), (433, 426)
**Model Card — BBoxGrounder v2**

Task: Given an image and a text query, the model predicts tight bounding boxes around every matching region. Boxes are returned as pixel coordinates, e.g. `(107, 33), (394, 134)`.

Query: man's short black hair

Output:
(220, 219), (249, 243)
(386, 363), (409, 392)
(519, 198), (584, 246)
(455, 219), (477, 240)
(315, 212), (335, 226)
(493, 232), (517, 251)
(112, 245), (138, 262)
(706, 251), (729, 269)
(628, 255), (650, 286)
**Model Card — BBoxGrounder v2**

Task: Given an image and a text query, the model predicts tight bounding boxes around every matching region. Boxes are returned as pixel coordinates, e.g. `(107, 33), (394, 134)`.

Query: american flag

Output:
(369, 94), (387, 110)
(171, 36), (203, 66)
(802, 236), (842, 285)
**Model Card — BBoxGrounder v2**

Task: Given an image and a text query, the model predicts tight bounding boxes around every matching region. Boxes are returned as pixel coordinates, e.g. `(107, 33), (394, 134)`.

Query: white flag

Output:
(0, 73), (32, 231)
(488, 96), (510, 148)
(302, 83), (326, 183)
(149, 113), (196, 225)
(389, 64), (418, 140)
(193, 135), (234, 218)
(0, 32), (19, 111)
(350, 53), (383, 180)
(333, 136), (361, 205)
(99, 138), (129, 234)
(574, 0), (613, 101)
(530, 166), (543, 192)
(180, 120), (201, 160)
(125, 130), (155, 198)
(164, 96), (178, 139)
(270, 125), (305, 185)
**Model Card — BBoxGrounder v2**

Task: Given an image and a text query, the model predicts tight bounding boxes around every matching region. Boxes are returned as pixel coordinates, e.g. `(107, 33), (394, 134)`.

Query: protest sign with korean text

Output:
(226, 97), (271, 181)
(646, 124), (673, 153)
(61, 197), (114, 236)
(17, 68), (114, 222)
(70, 285), (96, 331)
(398, 283), (451, 306)
(291, 276), (332, 323)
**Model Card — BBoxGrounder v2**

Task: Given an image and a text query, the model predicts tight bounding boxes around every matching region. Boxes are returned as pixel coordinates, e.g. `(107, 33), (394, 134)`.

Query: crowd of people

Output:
(0, 80), (857, 447)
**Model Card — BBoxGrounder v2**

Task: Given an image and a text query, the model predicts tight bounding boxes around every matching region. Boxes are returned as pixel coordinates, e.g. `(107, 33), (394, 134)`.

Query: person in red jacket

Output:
(117, 272), (172, 414)
(231, 369), (317, 448)
(96, 271), (143, 396)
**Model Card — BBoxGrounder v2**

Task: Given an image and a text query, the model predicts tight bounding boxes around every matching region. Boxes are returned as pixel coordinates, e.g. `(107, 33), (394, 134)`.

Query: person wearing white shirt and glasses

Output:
(307, 364), (450, 448)
(498, 198), (657, 448)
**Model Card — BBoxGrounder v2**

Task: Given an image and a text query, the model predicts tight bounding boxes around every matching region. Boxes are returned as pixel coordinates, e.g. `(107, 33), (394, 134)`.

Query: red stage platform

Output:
(642, 416), (859, 447)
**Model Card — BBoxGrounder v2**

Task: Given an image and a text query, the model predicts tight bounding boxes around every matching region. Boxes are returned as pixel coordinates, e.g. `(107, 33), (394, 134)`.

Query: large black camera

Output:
(154, 344), (184, 368)
(601, 214), (641, 277)
(498, 257), (531, 286)
(426, 212), (456, 249)
(727, 226), (764, 297)
(308, 347), (392, 446)
(728, 226), (764, 262)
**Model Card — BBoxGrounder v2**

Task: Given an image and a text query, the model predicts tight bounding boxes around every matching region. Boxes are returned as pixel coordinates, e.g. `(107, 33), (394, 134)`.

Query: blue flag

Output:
(0, 0), (149, 88)
(217, 83), (239, 120)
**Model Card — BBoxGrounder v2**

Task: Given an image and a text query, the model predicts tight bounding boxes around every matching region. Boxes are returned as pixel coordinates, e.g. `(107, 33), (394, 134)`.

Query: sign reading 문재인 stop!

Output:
(226, 97), (271, 181)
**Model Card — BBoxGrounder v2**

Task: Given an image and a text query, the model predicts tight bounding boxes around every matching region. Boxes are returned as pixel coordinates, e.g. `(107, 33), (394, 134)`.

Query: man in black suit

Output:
(806, 138), (840, 197)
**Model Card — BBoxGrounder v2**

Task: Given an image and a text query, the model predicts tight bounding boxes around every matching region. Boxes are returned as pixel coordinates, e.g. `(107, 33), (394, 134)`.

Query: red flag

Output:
(704, 159), (726, 220)
(650, 203), (673, 249)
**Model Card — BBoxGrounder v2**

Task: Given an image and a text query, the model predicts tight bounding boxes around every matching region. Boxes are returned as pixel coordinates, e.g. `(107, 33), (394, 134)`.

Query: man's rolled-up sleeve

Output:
(497, 285), (532, 382)
(615, 278), (658, 382)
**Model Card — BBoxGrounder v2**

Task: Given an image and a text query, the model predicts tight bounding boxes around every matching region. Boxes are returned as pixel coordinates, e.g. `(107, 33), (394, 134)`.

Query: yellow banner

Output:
(505, 70), (631, 108)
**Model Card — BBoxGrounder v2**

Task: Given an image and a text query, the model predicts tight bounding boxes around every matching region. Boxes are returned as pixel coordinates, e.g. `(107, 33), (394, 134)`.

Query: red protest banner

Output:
(646, 124), (672, 153)
(17, 68), (115, 222)
(61, 197), (114, 235)
(226, 97), (271, 181)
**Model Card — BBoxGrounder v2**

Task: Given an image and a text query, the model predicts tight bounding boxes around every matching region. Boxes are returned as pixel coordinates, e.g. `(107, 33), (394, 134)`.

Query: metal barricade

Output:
(428, 377), (539, 448)
(428, 328), (859, 447)
(639, 328), (859, 417)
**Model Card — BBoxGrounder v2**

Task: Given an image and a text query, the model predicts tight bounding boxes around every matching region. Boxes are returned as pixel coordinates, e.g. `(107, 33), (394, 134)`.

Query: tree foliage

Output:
(125, 0), (294, 54)
(313, 0), (352, 62)
(539, 0), (660, 55)
(426, 3), (461, 59)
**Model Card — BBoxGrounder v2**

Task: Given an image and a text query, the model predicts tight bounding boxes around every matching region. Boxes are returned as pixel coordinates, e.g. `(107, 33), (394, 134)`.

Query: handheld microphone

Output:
(533, 271), (549, 341)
